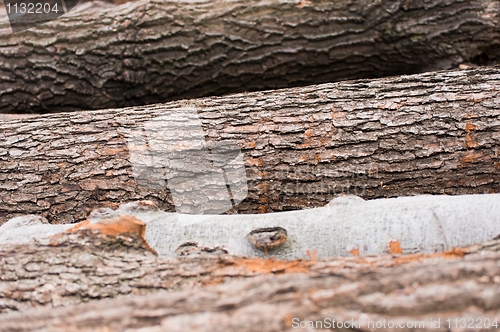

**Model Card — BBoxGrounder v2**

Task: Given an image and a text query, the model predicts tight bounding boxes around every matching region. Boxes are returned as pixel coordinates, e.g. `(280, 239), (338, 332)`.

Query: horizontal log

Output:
(2, 194), (500, 259)
(0, 0), (499, 113)
(1, 66), (499, 225)
(0, 222), (499, 330)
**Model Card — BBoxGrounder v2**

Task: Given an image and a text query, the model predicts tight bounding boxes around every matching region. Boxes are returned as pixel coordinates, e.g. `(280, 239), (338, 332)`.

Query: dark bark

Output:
(1, 66), (499, 225)
(0, 0), (499, 113)
(0, 225), (499, 331)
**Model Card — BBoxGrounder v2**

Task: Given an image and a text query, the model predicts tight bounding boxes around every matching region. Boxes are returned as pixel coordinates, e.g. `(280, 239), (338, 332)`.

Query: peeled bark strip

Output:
(0, 66), (500, 225)
(0, 231), (499, 331)
(0, 0), (499, 113)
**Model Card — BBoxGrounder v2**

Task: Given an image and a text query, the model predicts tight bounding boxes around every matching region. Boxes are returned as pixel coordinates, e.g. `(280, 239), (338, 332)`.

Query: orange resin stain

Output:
(465, 122), (478, 132)
(284, 314), (294, 328)
(66, 215), (157, 254)
(464, 121), (479, 148)
(461, 152), (482, 164)
(349, 246), (360, 256)
(304, 129), (314, 138)
(258, 205), (269, 214)
(391, 247), (469, 266)
(246, 157), (264, 167)
(388, 240), (403, 254)
(243, 141), (256, 149)
(229, 257), (311, 274)
(465, 133), (478, 148)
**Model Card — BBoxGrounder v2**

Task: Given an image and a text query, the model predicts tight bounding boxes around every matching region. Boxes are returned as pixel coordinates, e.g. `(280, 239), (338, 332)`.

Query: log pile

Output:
(0, 0), (499, 330)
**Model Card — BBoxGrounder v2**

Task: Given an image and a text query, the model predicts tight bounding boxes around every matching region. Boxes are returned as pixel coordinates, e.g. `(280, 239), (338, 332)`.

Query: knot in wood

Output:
(176, 242), (228, 257)
(248, 227), (287, 253)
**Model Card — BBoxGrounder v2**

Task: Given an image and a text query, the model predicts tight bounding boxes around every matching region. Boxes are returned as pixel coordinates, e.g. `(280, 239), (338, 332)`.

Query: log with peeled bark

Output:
(0, 0), (499, 113)
(3, 195), (500, 260)
(0, 218), (499, 331)
(0, 66), (500, 225)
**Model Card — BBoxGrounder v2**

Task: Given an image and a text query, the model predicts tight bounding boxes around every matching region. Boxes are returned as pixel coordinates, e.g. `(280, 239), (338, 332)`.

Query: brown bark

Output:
(1, 66), (499, 225)
(0, 224), (499, 331)
(0, 0), (499, 113)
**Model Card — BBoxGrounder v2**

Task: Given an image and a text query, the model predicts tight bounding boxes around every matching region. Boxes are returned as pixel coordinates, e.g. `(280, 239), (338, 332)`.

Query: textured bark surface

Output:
(0, 228), (235, 314)
(0, 0), (499, 113)
(1, 66), (499, 225)
(0, 227), (499, 331)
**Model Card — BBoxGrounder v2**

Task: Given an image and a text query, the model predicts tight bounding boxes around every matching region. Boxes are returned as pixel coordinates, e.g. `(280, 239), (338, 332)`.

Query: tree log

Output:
(0, 223), (499, 330)
(0, 66), (499, 225)
(0, 0), (499, 113)
(2, 195), (499, 259)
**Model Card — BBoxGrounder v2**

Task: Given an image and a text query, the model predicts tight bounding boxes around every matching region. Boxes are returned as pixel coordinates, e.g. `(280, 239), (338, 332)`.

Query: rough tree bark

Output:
(0, 0), (499, 113)
(0, 66), (499, 225)
(0, 222), (499, 331)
